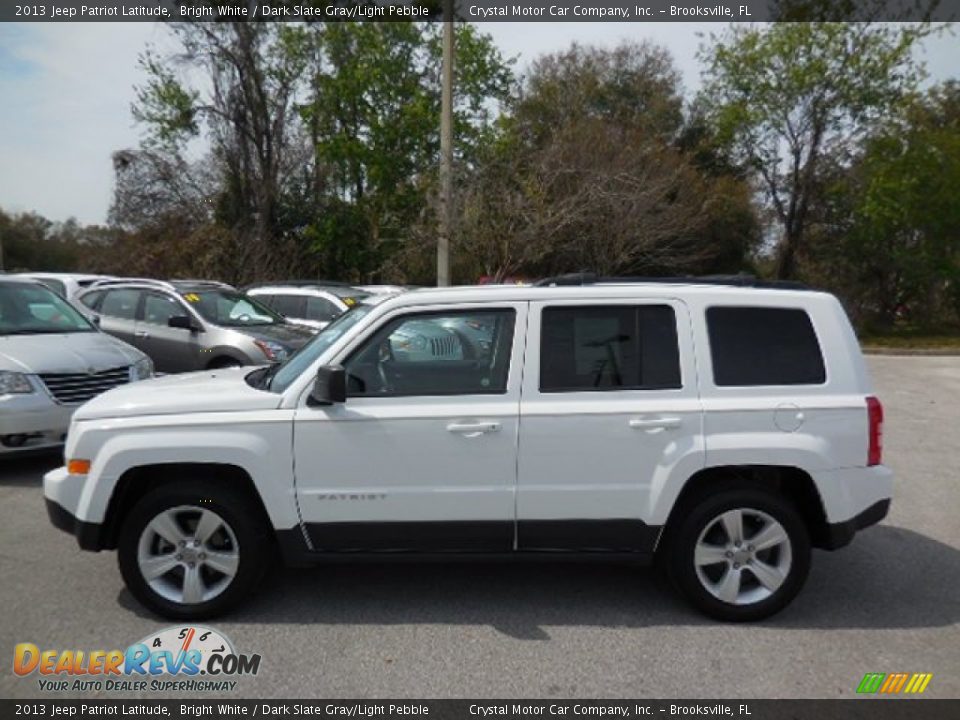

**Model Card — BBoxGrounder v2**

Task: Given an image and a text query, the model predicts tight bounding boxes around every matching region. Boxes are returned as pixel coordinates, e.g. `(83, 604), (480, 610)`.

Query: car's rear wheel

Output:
(664, 484), (811, 621)
(118, 479), (270, 619)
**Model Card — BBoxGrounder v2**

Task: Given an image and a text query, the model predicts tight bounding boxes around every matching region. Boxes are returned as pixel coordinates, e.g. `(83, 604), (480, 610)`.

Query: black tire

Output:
(663, 483), (811, 622)
(208, 357), (243, 370)
(118, 478), (271, 620)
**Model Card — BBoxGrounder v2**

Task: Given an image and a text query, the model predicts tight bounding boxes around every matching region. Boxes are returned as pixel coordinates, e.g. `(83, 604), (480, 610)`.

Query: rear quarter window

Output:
(706, 306), (826, 386)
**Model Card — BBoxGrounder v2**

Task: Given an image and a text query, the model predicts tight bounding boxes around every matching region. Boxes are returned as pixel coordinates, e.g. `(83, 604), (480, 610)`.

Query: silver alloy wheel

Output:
(693, 507), (792, 606)
(137, 505), (240, 605)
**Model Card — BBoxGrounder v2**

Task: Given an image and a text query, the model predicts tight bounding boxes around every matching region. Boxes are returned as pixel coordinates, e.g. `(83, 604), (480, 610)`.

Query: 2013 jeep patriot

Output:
(44, 277), (892, 621)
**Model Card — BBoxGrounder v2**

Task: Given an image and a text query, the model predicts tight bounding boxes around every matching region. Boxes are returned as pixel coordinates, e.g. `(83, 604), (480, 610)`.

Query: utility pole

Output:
(437, 0), (454, 287)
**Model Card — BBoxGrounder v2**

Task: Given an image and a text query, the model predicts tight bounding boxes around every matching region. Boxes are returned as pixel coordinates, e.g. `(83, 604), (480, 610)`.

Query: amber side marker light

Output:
(67, 459), (91, 475)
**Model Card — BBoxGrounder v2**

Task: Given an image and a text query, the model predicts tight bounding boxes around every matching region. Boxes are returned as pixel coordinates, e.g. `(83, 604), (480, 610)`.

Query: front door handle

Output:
(447, 421), (501, 438)
(629, 417), (682, 431)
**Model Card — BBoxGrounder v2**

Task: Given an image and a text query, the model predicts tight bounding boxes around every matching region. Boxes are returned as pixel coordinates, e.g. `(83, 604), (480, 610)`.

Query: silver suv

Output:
(76, 280), (313, 374)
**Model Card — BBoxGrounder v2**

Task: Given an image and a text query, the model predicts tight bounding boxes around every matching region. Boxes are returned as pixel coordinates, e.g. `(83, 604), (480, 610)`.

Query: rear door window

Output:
(706, 306), (826, 386)
(540, 305), (681, 392)
(267, 294), (305, 318)
(304, 296), (341, 323)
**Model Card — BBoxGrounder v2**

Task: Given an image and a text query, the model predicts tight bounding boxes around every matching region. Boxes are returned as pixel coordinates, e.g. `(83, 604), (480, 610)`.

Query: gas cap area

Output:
(774, 403), (805, 432)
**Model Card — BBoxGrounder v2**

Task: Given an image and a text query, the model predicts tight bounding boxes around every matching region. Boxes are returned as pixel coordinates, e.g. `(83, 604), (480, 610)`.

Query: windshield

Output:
(267, 304), (374, 392)
(0, 283), (96, 335)
(183, 290), (282, 327)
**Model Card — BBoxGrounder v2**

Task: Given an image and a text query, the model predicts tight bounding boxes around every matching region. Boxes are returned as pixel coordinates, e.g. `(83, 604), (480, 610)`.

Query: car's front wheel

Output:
(665, 484), (811, 622)
(118, 479), (270, 619)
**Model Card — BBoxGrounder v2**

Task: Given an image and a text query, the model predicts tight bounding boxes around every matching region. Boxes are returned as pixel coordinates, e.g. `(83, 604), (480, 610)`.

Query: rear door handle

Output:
(629, 417), (682, 431)
(447, 422), (501, 438)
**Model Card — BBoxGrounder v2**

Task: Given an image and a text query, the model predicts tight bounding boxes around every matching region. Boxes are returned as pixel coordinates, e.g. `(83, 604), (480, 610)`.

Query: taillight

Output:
(867, 395), (884, 466)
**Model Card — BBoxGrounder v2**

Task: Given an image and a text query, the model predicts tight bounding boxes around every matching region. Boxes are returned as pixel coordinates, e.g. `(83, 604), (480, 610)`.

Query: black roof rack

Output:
(533, 273), (808, 291)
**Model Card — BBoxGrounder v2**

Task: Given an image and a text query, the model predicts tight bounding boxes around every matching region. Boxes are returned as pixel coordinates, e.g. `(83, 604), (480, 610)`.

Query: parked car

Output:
(76, 279), (313, 374)
(246, 282), (371, 332)
(44, 276), (891, 622)
(15, 272), (115, 302)
(0, 278), (152, 454)
(356, 284), (413, 295)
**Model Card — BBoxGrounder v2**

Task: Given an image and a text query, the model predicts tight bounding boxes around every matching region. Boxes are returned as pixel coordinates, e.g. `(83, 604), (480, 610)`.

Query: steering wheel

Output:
(236, 313), (252, 323)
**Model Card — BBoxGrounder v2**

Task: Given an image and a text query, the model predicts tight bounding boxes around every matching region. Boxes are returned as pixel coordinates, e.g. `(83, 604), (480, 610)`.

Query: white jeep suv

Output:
(43, 278), (892, 621)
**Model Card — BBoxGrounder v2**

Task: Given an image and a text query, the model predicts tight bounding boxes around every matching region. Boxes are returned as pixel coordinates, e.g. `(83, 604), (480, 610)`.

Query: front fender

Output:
(73, 411), (298, 530)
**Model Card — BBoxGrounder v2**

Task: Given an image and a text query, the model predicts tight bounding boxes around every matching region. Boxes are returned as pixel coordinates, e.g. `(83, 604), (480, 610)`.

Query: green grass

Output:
(859, 330), (960, 349)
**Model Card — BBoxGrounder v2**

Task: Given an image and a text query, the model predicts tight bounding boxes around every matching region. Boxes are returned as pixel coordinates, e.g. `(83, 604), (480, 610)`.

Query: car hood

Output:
(0, 331), (145, 374)
(239, 323), (313, 349)
(73, 367), (281, 421)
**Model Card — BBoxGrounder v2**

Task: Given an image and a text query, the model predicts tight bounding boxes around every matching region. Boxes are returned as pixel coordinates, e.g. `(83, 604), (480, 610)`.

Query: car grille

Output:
(39, 366), (131, 404)
(429, 335), (458, 357)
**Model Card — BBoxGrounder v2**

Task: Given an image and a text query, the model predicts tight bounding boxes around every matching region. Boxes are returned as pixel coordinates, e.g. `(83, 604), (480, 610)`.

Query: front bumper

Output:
(0, 394), (73, 453)
(45, 497), (104, 551)
(44, 466), (105, 551)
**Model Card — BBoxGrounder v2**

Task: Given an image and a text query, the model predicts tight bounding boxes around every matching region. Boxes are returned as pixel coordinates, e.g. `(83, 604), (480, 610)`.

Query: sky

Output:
(0, 21), (956, 226)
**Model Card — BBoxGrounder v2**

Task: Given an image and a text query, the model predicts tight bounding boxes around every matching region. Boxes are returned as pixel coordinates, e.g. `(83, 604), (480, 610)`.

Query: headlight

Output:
(0, 371), (34, 395)
(130, 356), (154, 381)
(254, 339), (289, 363)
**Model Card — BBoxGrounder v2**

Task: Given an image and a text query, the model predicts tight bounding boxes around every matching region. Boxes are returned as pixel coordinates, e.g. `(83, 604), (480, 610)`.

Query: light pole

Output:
(437, 0), (454, 287)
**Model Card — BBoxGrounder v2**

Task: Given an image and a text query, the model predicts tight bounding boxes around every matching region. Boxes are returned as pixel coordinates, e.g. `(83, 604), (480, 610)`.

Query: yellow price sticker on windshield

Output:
(184, 293), (200, 302)
(344, 297), (356, 306)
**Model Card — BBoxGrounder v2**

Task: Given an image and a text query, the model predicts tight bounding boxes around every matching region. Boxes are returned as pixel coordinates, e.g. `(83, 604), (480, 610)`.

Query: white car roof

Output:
(374, 282), (828, 308)
(248, 286), (341, 298)
(16, 272), (110, 281)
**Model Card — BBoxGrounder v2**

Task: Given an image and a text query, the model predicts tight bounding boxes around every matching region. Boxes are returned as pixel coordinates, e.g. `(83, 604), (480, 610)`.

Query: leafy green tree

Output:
(809, 82), (960, 328)
(456, 41), (760, 281)
(295, 22), (512, 281)
(698, 21), (937, 278)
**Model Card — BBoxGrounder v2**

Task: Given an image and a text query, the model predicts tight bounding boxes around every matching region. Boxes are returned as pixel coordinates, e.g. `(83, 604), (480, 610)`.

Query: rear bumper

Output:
(819, 498), (891, 550)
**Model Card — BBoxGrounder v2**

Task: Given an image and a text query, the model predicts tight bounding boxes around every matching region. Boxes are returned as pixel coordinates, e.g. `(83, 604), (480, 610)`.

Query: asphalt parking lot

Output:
(1, 356), (958, 700)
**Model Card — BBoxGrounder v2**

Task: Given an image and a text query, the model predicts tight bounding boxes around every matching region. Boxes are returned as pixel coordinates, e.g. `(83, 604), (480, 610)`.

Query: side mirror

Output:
(168, 315), (198, 332)
(309, 365), (346, 405)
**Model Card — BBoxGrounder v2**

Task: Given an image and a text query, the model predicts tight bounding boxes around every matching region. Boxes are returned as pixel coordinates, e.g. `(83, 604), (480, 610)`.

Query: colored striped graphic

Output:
(857, 673), (933, 694)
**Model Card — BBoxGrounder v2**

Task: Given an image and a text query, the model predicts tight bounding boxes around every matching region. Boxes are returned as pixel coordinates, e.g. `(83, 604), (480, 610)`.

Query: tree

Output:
(698, 21), (937, 278)
(294, 22), (512, 281)
(807, 82), (960, 328)
(456, 41), (760, 281)
(129, 22), (310, 278)
(121, 20), (512, 284)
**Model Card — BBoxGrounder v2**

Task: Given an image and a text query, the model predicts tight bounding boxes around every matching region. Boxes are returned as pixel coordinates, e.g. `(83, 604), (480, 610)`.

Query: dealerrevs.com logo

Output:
(13, 626), (261, 693)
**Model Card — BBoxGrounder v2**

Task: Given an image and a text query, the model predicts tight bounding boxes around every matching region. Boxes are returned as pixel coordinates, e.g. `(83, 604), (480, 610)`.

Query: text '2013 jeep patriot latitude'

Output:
(43, 278), (892, 621)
